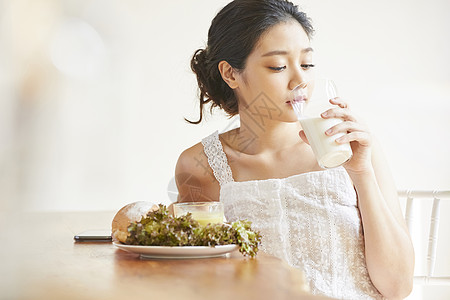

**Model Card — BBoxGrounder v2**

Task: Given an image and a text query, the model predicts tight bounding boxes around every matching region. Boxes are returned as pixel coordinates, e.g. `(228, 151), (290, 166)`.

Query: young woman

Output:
(175, 1), (414, 299)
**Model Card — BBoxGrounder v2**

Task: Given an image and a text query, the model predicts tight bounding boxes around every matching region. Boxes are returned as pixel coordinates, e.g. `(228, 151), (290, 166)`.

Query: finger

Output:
(329, 97), (349, 109)
(335, 131), (371, 147)
(321, 107), (357, 122)
(325, 121), (367, 136)
(299, 130), (310, 145)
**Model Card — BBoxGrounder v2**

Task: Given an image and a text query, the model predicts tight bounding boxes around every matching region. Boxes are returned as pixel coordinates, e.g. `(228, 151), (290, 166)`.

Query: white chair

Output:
(399, 190), (450, 285)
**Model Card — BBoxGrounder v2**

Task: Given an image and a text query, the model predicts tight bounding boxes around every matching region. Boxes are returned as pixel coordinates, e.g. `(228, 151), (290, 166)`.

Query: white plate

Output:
(113, 242), (239, 259)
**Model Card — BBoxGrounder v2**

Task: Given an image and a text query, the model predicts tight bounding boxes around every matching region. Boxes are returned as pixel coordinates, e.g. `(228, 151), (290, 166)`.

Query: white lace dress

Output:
(202, 131), (384, 300)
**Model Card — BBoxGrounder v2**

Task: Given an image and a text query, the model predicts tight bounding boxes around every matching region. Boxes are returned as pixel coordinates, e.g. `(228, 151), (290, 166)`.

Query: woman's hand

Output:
(305, 98), (415, 299)
(321, 97), (373, 175)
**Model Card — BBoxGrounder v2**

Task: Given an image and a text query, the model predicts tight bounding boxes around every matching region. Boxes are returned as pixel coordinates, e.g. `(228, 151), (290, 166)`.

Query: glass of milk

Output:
(291, 78), (353, 169)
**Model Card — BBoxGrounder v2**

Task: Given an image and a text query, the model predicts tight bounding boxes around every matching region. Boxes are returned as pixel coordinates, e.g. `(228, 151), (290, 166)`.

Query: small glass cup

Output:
(173, 202), (224, 226)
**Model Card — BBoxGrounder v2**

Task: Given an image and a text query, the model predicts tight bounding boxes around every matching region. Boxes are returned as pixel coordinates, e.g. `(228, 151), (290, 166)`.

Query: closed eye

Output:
(301, 64), (315, 70)
(269, 66), (286, 71)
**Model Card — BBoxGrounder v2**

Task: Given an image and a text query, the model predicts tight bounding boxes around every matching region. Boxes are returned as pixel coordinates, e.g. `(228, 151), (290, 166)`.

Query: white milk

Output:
(299, 117), (352, 169)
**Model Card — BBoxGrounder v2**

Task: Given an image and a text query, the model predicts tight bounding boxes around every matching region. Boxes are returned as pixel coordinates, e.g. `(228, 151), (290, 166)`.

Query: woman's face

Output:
(234, 20), (314, 123)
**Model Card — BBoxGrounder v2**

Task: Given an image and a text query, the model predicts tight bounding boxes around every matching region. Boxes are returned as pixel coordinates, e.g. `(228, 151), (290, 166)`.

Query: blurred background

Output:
(0, 0), (449, 299)
(1, 0), (449, 212)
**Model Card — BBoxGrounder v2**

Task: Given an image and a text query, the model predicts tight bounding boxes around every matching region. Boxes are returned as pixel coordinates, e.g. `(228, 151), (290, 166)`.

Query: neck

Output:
(230, 113), (302, 155)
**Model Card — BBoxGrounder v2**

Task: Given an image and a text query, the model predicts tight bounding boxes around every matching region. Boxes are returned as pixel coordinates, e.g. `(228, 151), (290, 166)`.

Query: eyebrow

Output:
(261, 47), (314, 57)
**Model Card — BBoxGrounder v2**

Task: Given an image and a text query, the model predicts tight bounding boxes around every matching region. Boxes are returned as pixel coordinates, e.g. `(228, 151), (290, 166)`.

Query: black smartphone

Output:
(74, 230), (112, 242)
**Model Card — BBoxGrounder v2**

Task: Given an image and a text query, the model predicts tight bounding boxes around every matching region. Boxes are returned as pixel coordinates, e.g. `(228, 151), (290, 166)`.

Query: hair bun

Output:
(191, 48), (209, 93)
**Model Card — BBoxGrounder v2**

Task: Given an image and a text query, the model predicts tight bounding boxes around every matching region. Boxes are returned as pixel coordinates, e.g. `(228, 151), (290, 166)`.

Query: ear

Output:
(218, 60), (239, 89)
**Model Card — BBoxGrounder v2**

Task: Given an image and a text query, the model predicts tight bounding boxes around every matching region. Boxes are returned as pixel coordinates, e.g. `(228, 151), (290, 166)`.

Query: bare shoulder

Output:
(175, 142), (220, 203)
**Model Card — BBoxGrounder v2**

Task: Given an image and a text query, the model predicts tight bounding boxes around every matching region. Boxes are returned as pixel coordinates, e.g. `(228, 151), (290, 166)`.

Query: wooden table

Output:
(0, 211), (332, 300)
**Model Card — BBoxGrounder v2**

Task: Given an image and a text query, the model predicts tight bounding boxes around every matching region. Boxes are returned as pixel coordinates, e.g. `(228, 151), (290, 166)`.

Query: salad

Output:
(125, 204), (261, 257)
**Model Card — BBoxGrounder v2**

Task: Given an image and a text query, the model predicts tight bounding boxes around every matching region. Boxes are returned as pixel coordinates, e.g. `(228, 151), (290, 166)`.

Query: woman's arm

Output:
(323, 98), (414, 299)
(174, 142), (220, 203)
(350, 140), (414, 299)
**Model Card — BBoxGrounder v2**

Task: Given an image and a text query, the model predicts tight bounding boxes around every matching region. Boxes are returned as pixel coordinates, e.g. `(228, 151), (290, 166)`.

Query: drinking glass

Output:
(173, 202), (224, 226)
(291, 78), (353, 169)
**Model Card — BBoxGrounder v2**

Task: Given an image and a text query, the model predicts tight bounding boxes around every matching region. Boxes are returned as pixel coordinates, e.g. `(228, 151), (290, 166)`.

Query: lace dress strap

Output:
(201, 131), (234, 186)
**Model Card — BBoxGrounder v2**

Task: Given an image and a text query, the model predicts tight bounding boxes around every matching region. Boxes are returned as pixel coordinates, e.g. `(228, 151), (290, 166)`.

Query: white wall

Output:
(0, 0), (232, 211)
(303, 0), (450, 192)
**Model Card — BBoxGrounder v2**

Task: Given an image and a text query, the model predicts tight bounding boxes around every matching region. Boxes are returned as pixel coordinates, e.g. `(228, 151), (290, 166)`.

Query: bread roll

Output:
(111, 201), (159, 243)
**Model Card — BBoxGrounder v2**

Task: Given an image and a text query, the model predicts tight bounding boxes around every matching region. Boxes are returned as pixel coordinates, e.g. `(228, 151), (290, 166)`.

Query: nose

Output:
(289, 66), (307, 90)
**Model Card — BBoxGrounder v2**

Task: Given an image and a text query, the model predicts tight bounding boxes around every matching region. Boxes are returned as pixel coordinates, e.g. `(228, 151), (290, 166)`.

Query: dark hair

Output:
(187, 0), (314, 124)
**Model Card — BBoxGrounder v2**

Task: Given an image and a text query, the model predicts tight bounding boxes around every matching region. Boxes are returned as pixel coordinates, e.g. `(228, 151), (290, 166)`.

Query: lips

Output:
(287, 96), (306, 105)
(288, 88), (307, 104)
